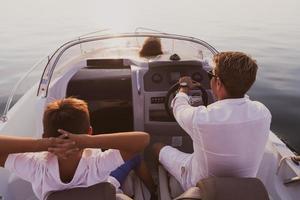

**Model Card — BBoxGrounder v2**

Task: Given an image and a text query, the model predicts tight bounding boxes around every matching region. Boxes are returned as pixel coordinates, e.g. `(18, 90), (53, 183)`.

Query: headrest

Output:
(175, 177), (269, 200)
(46, 182), (116, 200)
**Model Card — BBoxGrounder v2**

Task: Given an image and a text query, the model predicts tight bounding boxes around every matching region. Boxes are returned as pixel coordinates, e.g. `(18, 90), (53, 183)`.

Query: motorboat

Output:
(0, 29), (299, 200)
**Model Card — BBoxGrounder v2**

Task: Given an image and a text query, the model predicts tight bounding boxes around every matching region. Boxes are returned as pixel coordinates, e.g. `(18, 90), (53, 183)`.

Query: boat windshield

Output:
(0, 31), (218, 121)
(37, 32), (218, 98)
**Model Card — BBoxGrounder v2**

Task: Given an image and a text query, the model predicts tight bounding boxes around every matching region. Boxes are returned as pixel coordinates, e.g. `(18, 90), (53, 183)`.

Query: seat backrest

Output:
(46, 182), (116, 200)
(196, 177), (269, 200)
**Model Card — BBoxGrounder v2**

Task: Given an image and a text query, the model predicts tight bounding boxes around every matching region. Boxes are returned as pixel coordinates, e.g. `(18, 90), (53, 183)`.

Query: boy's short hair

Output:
(43, 98), (90, 137)
(213, 52), (258, 97)
(139, 37), (163, 57)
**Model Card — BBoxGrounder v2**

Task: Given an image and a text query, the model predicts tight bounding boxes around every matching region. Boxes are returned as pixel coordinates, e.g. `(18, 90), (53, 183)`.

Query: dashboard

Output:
(143, 60), (213, 125)
(143, 60), (211, 91)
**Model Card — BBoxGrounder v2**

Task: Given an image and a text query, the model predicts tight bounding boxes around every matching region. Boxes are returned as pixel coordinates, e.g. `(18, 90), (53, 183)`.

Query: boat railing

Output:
(0, 55), (51, 122)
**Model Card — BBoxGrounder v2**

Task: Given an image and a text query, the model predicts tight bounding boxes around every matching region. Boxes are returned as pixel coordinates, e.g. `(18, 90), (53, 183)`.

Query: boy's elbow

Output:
(137, 131), (150, 149)
(142, 131), (150, 147)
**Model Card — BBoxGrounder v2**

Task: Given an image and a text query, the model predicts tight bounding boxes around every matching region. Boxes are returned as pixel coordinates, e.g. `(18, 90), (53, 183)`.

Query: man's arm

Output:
(54, 130), (150, 161)
(0, 135), (75, 167)
(172, 91), (197, 134)
(172, 76), (204, 136)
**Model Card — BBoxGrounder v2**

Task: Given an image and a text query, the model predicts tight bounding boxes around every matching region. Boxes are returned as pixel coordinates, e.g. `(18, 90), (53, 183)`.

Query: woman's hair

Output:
(43, 98), (90, 137)
(139, 37), (163, 57)
(213, 52), (258, 98)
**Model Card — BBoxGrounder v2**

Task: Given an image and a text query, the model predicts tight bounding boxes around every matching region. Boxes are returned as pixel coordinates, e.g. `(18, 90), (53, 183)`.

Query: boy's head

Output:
(139, 37), (163, 57)
(43, 98), (91, 138)
(213, 51), (258, 98)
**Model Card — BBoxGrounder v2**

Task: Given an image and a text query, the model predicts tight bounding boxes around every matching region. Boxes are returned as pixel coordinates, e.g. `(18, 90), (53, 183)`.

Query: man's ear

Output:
(216, 78), (222, 90)
(87, 126), (93, 135)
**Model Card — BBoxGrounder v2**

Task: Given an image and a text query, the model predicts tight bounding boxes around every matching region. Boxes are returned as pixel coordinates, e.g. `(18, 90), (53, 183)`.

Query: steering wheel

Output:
(164, 82), (209, 120)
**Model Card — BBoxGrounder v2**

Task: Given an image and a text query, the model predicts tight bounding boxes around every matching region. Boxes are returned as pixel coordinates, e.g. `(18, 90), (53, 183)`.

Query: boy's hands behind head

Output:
(57, 129), (89, 149)
(48, 130), (82, 159)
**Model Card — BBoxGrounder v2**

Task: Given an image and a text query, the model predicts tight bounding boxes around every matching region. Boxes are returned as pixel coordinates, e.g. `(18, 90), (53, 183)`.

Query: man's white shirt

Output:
(171, 92), (271, 189)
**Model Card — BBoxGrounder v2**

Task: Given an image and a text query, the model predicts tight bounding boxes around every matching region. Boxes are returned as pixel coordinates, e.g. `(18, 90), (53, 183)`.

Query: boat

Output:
(0, 29), (299, 200)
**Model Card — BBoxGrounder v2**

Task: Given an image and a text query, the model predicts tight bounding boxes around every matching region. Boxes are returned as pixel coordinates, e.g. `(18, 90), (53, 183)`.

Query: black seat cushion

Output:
(46, 182), (116, 200)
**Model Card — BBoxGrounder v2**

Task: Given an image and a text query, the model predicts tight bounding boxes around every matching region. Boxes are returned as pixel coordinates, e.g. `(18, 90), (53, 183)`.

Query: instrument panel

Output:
(143, 62), (210, 92)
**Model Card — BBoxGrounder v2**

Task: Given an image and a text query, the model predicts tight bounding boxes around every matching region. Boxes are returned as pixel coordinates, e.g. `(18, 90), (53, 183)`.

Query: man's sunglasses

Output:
(207, 70), (218, 80)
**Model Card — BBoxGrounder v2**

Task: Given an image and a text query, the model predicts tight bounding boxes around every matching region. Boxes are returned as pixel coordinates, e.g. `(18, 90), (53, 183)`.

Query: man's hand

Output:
(48, 133), (80, 159)
(178, 76), (201, 93)
(179, 76), (193, 87)
(179, 76), (201, 88)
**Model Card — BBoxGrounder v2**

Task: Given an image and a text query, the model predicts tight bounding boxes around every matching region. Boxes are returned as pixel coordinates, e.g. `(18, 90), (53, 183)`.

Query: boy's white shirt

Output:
(5, 148), (124, 200)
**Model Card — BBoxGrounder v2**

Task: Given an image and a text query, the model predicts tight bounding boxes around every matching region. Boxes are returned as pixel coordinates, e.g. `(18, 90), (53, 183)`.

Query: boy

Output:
(0, 98), (151, 199)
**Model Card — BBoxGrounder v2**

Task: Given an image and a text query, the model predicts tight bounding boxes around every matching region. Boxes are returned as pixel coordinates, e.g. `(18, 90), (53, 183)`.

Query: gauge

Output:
(151, 73), (163, 83)
(169, 71), (181, 83)
(192, 72), (203, 82)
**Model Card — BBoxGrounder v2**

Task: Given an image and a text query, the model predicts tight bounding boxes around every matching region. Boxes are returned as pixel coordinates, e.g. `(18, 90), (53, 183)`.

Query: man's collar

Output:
(213, 95), (249, 105)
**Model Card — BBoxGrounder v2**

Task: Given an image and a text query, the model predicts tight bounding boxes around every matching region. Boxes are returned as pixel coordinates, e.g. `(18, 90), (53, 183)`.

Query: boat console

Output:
(66, 57), (214, 153)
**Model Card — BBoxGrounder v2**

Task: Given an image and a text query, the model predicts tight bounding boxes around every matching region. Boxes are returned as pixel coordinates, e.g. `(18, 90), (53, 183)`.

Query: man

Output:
(153, 51), (272, 190)
(0, 97), (150, 199)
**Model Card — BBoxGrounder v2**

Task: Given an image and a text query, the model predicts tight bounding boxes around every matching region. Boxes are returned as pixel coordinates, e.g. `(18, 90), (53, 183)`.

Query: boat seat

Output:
(46, 182), (132, 200)
(174, 177), (270, 200)
(158, 165), (269, 200)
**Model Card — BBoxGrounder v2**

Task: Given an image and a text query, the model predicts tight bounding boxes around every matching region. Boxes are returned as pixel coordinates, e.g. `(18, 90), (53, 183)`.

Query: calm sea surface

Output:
(0, 0), (300, 152)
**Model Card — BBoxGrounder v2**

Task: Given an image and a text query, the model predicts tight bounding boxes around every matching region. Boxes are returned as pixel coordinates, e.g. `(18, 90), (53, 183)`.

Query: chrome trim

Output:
(136, 69), (141, 95)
